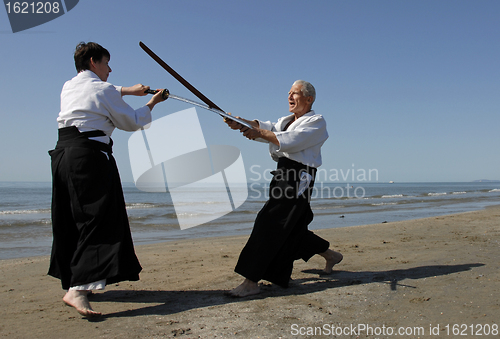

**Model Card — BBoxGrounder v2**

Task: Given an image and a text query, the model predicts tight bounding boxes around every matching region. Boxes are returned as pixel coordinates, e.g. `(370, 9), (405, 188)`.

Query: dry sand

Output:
(1, 206), (499, 338)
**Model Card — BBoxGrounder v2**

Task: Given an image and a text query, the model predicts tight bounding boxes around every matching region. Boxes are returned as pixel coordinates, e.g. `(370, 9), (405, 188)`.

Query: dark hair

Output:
(74, 42), (110, 72)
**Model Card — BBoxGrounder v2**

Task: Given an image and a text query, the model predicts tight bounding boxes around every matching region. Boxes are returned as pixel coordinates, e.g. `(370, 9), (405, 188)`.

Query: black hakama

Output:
(48, 126), (142, 290)
(234, 157), (329, 287)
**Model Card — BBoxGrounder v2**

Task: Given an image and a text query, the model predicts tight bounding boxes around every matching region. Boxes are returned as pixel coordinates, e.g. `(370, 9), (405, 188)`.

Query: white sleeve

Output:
(252, 120), (276, 143)
(274, 116), (327, 153)
(100, 85), (152, 131)
(257, 120), (275, 131)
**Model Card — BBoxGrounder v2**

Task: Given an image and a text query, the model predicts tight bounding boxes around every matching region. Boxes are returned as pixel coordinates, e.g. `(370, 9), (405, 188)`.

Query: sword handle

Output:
(145, 88), (170, 100)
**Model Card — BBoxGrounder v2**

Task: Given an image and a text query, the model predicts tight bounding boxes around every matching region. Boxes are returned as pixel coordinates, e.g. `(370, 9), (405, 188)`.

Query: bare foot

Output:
(225, 278), (260, 298)
(63, 290), (102, 317)
(320, 249), (343, 274)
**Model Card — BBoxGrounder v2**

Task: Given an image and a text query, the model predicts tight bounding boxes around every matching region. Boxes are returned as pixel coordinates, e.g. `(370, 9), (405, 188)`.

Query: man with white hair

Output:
(224, 80), (343, 297)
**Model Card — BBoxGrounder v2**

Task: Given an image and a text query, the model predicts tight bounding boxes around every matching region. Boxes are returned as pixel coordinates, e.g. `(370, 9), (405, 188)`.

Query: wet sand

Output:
(1, 206), (499, 338)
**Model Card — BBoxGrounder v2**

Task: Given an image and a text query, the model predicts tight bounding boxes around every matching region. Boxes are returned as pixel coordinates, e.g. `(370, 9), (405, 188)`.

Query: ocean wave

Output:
(126, 203), (162, 209)
(381, 194), (404, 198)
(489, 189), (500, 192)
(428, 192), (447, 196)
(128, 211), (178, 220)
(170, 200), (236, 208)
(0, 208), (50, 215)
(372, 202), (398, 206)
(451, 191), (466, 195)
(174, 211), (228, 218)
(0, 219), (51, 228)
(312, 205), (346, 210)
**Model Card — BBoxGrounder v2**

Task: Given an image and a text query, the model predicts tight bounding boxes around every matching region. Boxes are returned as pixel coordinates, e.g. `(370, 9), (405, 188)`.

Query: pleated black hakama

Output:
(48, 127), (141, 290)
(235, 157), (329, 287)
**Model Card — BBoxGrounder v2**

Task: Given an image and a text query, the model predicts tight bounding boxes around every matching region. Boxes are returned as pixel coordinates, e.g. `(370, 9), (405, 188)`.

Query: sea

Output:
(1, 181), (499, 260)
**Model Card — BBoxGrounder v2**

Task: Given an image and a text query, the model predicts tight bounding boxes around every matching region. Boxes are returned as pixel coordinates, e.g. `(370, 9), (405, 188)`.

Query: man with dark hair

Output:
(48, 42), (166, 316)
(225, 80), (343, 297)
(73, 42), (110, 73)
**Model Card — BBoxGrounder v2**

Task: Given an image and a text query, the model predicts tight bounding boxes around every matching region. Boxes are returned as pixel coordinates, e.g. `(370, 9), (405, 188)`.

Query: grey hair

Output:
(293, 80), (316, 104)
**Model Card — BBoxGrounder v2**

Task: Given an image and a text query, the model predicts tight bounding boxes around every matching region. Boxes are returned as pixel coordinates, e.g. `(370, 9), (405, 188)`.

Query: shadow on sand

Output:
(88, 263), (483, 321)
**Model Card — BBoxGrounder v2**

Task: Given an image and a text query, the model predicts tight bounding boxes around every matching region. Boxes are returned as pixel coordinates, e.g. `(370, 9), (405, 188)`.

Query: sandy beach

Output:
(1, 206), (499, 338)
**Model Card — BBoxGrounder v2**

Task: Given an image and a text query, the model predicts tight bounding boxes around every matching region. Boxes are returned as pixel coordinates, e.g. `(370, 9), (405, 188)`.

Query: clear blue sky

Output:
(1, 0), (498, 183)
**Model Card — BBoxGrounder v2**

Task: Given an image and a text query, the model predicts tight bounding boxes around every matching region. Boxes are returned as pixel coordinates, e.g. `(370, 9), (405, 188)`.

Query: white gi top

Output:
(57, 70), (152, 144)
(257, 110), (328, 168)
